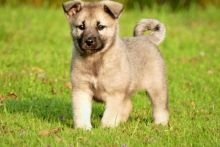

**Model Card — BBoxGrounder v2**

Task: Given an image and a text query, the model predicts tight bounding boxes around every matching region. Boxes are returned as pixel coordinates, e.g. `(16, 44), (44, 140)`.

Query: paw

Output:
(101, 122), (119, 128)
(101, 117), (120, 128)
(75, 122), (92, 130)
(153, 110), (169, 125)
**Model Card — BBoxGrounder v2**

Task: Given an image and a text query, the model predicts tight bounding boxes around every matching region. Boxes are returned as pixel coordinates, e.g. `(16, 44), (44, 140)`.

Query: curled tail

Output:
(134, 19), (166, 45)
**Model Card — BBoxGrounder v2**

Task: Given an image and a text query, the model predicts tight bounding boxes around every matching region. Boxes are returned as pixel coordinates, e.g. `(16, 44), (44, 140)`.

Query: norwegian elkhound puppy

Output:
(62, 0), (169, 130)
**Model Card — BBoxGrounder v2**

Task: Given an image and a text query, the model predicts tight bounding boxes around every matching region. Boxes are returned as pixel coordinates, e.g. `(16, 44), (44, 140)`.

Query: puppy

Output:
(63, 0), (169, 130)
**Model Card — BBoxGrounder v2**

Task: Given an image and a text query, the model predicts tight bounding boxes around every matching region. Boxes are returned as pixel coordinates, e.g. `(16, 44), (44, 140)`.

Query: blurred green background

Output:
(0, 0), (220, 10)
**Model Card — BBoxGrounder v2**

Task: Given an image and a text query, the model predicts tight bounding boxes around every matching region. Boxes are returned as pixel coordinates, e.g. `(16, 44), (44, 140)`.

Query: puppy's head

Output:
(63, 0), (123, 55)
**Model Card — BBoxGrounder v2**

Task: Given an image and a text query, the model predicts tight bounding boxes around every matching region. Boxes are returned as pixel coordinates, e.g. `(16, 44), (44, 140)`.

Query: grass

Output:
(0, 5), (220, 146)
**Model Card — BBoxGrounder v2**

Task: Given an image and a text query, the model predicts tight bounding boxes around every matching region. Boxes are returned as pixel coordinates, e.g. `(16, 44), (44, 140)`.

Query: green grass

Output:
(0, 5), (220, 146)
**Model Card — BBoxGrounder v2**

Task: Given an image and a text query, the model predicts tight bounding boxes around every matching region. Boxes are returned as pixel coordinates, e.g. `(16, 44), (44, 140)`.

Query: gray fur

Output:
(63, 0), (169, 130)
(134, 19), (166, 45)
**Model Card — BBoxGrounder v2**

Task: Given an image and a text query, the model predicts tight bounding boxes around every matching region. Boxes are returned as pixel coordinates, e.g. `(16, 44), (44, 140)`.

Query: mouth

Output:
(77, 39), (104, 54)
(81, 46), (104, 54)
(82, 46), (103, 51)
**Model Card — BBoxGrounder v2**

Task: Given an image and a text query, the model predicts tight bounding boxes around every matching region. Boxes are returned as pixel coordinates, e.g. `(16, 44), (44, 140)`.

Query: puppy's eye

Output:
(77, 25), (85, 30)
(97, 24), (106, 31)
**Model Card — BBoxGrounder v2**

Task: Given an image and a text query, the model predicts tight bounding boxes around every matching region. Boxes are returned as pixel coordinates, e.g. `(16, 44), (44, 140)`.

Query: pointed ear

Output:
(62, 0), (83, 18)
(102, 1), (124, 19)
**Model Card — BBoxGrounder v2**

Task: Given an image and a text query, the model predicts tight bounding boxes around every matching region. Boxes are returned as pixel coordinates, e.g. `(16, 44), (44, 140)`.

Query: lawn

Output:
(0, 5), (220, 146)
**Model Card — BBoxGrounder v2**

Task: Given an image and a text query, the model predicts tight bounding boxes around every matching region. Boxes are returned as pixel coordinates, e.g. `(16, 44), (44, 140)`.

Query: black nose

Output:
(85, 37), (96, 46)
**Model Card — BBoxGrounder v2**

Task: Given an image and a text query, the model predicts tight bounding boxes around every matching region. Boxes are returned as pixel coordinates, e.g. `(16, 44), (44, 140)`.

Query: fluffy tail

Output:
(134, 19), (166, 45)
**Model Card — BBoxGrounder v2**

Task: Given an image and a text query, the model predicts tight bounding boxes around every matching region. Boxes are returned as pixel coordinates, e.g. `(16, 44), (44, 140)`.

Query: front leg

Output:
(72, 90), (93, 130)
(101, 94), (132, 128)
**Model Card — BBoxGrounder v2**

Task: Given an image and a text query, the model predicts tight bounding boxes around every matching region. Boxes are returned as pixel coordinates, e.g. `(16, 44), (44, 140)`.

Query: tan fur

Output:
(63, 0), (169, 130)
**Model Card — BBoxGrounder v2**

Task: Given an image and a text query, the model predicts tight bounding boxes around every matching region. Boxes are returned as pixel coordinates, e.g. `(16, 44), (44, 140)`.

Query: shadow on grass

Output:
(2, 96), (104, 128)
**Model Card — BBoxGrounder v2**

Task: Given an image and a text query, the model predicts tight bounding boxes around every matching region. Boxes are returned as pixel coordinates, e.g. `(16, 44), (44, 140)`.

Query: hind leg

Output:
(147, 84), (169, 125)
(147, 87), (169, 125)
(145, 78), (169, 125)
